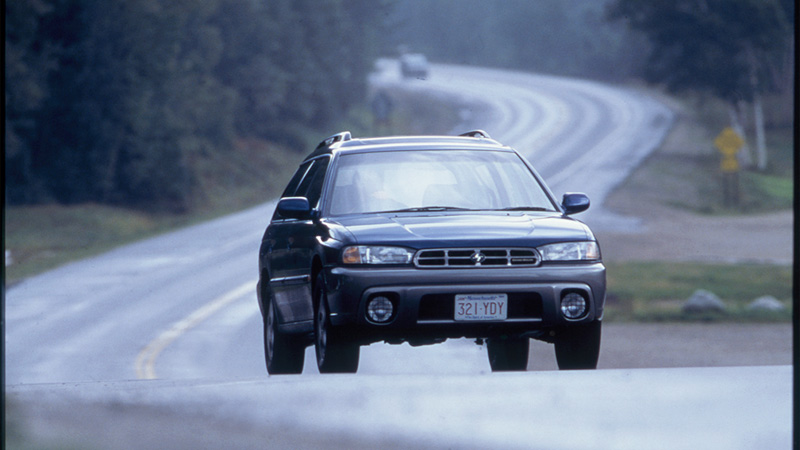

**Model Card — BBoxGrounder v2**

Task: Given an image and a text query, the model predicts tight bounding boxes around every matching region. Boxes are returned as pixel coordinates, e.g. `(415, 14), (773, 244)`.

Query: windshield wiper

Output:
(497, 206), (551, 211)
(378, 206), (473, 213)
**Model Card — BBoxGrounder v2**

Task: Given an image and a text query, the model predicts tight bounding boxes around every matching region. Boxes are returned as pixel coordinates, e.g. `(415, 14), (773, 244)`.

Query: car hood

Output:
(326, 212), (593, 248)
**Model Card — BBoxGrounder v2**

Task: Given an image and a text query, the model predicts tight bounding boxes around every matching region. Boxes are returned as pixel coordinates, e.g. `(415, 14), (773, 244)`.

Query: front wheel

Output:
(264, 297), (305, 374)
(314, 274), (359, 374)
(554, 320), (601, 370)
(487, 336), (530, 371)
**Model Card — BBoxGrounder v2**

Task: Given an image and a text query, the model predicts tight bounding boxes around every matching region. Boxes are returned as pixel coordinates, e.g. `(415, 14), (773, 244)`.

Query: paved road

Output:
(5, 63), (791, 449)
(376, 62), (674, 231)
(8, 365), (792, 450)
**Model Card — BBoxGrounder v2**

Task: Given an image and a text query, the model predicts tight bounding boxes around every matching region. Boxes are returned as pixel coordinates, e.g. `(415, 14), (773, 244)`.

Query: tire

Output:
(554, 320), (601, 370)
(264, 296), (305, 375)
(314, 274), (359, 374)
(487, 336), (530, 371)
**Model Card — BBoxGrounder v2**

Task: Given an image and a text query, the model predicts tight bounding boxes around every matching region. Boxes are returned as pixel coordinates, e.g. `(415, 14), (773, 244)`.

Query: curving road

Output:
(375, 62), (674, 231)
(5, 63), (791, 449)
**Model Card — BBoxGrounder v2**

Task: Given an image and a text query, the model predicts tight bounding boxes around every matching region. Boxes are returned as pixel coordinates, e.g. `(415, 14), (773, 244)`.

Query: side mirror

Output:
(562, 193), (590, 215)
(277, 197), (312, 219)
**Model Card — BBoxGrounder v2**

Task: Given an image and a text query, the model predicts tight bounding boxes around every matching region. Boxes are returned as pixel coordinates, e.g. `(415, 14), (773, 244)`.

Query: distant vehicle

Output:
(400, 53), (429, 79)
(257, 130), (605, 374)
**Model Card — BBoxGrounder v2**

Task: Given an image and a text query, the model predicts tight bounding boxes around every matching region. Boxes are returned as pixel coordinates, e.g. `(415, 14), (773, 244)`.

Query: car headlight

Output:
(342, 246), (415, 264)
(538, 242), (600, 261)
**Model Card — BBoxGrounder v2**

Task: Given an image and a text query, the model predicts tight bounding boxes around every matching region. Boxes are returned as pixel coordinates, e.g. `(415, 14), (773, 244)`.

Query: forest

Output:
(6, 0), (391, 209)
(5, 0), (793, 211)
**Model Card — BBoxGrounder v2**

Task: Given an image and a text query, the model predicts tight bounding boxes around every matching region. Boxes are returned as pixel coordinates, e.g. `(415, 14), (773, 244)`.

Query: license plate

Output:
(454, 294), (507, 321)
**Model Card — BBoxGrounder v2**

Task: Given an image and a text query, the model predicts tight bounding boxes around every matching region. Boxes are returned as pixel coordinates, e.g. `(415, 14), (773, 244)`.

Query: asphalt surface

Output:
(7, 364), (792, 450)
(5, 61), (793, 449)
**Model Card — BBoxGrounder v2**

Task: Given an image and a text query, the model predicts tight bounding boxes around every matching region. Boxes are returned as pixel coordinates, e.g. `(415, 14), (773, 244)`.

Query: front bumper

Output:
(323, 263), (605, 345)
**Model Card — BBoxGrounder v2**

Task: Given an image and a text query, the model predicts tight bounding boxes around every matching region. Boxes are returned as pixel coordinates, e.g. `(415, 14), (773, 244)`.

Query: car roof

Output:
(303, 130), (513, 161)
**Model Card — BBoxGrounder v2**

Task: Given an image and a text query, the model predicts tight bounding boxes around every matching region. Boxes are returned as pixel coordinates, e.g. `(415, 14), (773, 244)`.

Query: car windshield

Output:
(327, 149), (556, 215)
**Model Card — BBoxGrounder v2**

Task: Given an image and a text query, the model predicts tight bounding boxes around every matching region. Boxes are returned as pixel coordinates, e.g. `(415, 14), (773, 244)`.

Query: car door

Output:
(267, 156), (330, 325)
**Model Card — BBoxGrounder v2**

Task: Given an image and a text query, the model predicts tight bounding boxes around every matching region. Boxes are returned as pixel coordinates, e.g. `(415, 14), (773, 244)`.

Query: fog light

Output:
(367, 296), (394, 323)
(561, 292), (588, 319)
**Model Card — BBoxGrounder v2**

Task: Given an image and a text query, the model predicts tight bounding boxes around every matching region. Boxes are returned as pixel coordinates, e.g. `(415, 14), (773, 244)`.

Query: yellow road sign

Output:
(721, 156), (739, 173)
(714, 127), (744, 156)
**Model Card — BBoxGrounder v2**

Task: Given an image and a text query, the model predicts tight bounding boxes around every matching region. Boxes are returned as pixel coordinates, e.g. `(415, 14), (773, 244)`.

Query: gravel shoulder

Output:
(597, 196), (793, 265)
(529, 322), (792, 371)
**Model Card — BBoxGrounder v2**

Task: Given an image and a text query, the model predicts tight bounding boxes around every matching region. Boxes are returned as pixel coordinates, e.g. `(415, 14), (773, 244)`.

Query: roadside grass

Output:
(652, 152), (794, 215)
(5, 204), (183, 283)
(741, 170), (794, 210)
(604, 261), (792, 323)
(674, 94), (793, 214)
(4, 143), (297, 285)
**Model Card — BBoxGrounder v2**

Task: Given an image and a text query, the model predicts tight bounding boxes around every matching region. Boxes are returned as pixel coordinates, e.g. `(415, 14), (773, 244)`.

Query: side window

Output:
(281, 161), (313, 198)
(273, 161), (313, 220)
(274, 157), (331, 220)
(296, 157), (330, 208)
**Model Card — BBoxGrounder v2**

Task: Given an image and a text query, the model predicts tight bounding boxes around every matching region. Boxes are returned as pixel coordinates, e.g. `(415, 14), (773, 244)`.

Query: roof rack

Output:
(316, 131), (352, 149)
(459, 130), (491, 139)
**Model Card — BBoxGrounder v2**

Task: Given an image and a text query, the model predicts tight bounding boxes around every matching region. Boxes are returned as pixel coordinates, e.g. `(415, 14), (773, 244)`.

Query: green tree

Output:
(212, 0), (291, 140)
(19, 0), (236, 209)
(212, 0), (392, 146)
(5, 0), (57, 202)
(111, 0), (236, 210)
(5, 0), (391, 210)
(607, 0), (794, 169)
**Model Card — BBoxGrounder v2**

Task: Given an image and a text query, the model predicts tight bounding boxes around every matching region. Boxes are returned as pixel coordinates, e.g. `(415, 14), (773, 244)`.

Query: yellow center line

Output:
(135, 280), (256, 379)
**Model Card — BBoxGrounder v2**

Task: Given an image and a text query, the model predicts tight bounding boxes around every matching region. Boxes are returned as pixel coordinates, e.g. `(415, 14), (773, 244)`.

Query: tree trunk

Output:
(747, 45), (768, 171)
(727, 104), (752, 168)
(752, 92), (767, 171)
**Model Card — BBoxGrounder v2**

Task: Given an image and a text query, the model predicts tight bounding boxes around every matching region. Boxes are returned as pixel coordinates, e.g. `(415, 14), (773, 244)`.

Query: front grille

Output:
(414, 248), (540, 268)
(418, 293), (543, 321)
